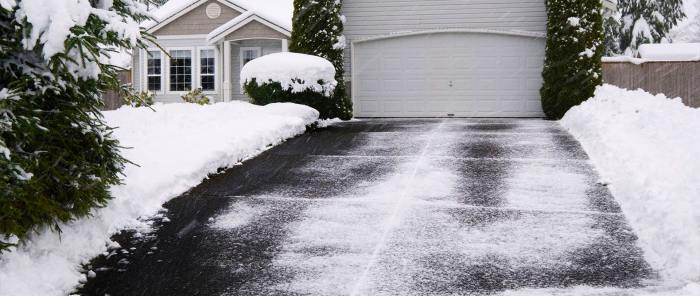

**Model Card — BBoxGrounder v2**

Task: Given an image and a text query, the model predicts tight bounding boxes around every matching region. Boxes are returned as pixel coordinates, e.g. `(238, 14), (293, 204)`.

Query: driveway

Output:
(80, 119), (651, 295)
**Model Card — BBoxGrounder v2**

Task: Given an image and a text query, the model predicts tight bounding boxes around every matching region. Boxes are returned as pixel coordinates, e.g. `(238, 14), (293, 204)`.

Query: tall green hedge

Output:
(290, 0), (352, 120)
(541, 0), (604, 120)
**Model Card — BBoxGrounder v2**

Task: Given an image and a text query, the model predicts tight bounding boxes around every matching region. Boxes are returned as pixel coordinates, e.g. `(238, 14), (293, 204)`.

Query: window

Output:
(169, 50), (192, 92)
(240, 47), (261, 71)
(200, 49), (216, 91)
(146, 50), (162, 92)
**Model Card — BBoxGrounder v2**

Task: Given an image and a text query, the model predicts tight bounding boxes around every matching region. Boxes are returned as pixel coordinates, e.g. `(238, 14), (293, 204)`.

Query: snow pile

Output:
(638, 43), (700, 61)
(241, 52), (337, 96)
(0, 102), (318, 296)
(561, 85), (700, 286)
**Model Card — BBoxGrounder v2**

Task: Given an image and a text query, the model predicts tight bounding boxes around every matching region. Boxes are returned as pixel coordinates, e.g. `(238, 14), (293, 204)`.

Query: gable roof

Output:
(144, 0), (292, 34)
(206, 11), (291, 44)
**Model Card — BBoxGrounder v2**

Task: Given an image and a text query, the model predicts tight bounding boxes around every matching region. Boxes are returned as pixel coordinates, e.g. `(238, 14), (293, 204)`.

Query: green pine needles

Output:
(541, 0), (604, 120)
(290, 0), (353, 120)
(0, 1), (151, 252)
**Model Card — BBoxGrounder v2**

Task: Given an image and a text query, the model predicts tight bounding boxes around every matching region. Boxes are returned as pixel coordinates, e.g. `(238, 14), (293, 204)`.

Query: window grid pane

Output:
(169, 50), (192, 92)
(147, 51), (161, 91)
(200, 49), (215, 91)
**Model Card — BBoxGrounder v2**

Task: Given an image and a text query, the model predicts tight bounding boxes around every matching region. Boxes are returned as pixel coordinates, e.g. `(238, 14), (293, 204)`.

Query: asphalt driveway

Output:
(79, 119), (651, 295)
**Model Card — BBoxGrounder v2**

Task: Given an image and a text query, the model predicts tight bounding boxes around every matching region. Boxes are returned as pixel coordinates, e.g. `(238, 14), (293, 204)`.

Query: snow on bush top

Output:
(241, 52), (337, 96)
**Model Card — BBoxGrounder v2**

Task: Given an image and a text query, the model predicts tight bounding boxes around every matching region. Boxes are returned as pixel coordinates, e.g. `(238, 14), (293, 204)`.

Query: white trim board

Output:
(207, 14), (291, 44)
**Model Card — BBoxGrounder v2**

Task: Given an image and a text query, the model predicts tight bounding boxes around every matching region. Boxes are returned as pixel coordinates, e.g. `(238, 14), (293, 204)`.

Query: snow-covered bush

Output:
(541, 0), (604, 120)
(181, 88), (211, 105)
(615, 0), (685, 55)
(290, 0), (352, 120)
(0, 0), (150, 251)
(242, 52), (340, 119)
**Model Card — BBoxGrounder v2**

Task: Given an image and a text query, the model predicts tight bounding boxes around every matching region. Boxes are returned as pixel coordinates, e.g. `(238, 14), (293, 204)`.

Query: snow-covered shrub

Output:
(241, 52), (340, 119)
(289, 0), (352, 120)
(181, 88), (211, 105)
(541, 0), (604, 120)
(0, 0), (150, 251)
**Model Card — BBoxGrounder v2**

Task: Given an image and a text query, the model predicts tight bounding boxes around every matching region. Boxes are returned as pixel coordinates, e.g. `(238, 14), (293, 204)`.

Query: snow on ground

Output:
(241, 52), (337, 96)
(561, 85), (700, 290)
(0, 102), (318, 296)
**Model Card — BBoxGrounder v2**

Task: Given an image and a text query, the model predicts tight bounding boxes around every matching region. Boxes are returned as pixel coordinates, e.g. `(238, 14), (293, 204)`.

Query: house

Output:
(136, 0), (595, 118)
(341, 0), (551, 117)
(133, 0), (292, 103)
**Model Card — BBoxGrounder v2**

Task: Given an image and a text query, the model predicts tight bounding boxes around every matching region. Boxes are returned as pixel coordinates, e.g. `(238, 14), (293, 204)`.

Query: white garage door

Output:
(352, 32), (546, 117)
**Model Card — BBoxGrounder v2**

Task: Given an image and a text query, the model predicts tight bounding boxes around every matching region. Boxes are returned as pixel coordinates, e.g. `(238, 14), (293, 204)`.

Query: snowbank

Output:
(0, 102), (318, 296)
(561, 85), (700, 287)
(638, 43), (700, 61)
(241, 52), (337, 96)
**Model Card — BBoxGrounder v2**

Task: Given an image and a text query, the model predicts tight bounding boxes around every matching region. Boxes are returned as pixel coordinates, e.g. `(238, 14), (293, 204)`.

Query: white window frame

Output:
(165, 47), (195, 95)
(198, 46), (218, 94)
(144, 49), (165, 94)
(240, 47), (262, 72)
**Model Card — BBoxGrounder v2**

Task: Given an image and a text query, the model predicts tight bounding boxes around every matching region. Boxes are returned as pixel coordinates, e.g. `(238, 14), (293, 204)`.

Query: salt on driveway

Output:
(80, 119), (651, 295)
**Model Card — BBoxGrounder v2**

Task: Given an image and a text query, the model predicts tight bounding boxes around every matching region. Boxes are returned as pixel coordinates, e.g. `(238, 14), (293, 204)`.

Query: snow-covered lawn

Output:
(561, 84), (700, 292)
(0, 102), (319, 296)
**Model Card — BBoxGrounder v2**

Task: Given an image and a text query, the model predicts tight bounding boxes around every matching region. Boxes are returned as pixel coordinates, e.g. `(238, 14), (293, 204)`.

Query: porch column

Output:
(282, 39), (289, 52)
(223, 41), (232, 101)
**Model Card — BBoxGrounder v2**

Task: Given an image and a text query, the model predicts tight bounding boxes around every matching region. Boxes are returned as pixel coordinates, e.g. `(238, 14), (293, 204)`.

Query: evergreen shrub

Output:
(541, 0), (604, 119)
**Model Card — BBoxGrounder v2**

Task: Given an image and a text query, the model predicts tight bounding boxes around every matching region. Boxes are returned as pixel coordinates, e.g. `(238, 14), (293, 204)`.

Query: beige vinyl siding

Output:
(153, 0), (242, 35)
(223, 20), (289, 41)
(230, 39), (284, 101)
(341, 0), (547, 79)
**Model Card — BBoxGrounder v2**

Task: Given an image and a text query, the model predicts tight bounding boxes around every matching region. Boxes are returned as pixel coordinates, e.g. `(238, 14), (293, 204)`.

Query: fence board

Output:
(602, 61), (700, 108)
(102, 70), (131, 111)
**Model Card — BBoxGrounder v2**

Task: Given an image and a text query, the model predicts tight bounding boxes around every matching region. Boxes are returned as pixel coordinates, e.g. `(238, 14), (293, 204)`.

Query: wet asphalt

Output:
(78, 119), (653, 296)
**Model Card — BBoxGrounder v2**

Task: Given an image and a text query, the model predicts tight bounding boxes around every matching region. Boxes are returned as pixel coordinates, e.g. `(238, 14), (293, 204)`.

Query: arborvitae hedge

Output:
(541, 0), (604, 120)
(289, 0), (352, 120)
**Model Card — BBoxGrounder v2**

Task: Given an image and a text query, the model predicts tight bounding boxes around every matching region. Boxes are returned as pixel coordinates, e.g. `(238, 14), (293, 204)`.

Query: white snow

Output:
(145, 0), (292, 32)
(602, 56), (648, 65)
(241, 52), (337, 96)
(567, 17), (581, 27)
(561, 85), (700, 289)
(0, 102), (318, 296)
(13, 0), (144, 79)
(638, 43), (700, 61)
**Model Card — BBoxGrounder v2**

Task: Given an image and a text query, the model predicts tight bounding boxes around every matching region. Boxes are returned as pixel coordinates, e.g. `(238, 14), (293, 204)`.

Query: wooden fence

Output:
(602, 61), (700, 108)
(102, 70), (131, 111)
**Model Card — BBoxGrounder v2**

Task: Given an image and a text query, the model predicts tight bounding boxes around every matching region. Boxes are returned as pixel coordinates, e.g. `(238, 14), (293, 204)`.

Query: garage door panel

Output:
(353, 32), (545, 117)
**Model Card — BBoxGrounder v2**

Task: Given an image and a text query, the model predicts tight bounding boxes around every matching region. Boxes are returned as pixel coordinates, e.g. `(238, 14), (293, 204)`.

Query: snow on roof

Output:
(638, 43), (700, 62)
(144, 0), (292, 33)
